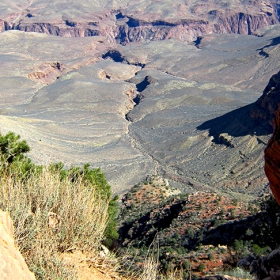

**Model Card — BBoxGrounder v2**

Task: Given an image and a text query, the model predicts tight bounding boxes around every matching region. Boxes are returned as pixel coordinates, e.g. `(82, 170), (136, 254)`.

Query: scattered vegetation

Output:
(0, 132), (119, 279)
(1, 131), (279, 279)
(118, 176), (280, 278)
(221, 267), (253, 279)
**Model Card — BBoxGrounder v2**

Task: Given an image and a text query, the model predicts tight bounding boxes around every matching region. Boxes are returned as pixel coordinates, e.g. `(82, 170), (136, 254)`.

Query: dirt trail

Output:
(62, 251), (129, 280)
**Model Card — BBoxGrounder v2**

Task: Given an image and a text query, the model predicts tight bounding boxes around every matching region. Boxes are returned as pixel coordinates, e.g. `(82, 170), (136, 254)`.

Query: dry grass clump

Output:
(0, 166), (110, 279)
(137, 255), (185, 280)
(139, 254), (159, 280)
(133, 239), (185, 280)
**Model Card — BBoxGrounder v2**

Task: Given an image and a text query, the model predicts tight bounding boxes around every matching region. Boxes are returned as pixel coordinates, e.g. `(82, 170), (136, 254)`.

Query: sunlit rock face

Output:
(0, 210), (36, 280)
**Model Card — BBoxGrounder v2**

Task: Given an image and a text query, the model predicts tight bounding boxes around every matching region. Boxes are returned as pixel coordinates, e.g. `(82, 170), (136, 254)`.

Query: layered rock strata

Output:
(0, 0), (279, 44)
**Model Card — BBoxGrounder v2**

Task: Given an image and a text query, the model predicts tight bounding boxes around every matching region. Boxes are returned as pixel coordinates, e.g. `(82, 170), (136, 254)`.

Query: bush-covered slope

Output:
(0, 131), (119, 279)
(117, 176), (280, 279)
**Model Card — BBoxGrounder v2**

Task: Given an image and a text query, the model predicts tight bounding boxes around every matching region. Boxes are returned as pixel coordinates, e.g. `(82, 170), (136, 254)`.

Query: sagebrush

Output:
(0, 132), (119, 279)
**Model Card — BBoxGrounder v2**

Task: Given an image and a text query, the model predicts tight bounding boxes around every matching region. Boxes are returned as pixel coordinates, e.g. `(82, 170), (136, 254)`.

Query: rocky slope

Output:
(0, 25), (278, 194)
(122, 33), (278, 195)
(117, 176), (280, 278)
(251, 70), (280, 127)
(117, 71), (280, 278)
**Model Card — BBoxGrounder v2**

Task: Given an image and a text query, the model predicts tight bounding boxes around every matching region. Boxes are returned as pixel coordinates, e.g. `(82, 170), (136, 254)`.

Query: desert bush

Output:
(48, 162), (119, 247)
(250, 244), (271, 257)
(198, 263), (205, 272)
(0, 131), (118, 279)
(222, 267), (253, 279)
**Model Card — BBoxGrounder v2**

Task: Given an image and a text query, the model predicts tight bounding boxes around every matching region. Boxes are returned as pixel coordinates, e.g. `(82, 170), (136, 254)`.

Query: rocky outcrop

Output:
(115, 12), (277, 44)
(13, 22), (101, 38)
(8, 11), (278, 44)
(251, 71), (280, 129)
(27, 62), (67, 84)
(0, 210), (36, 280)
(250, 248), (280, 280)
(114, 18), (212, 44)
(258, 72), (280, 280)
(263, 71), (280, 205)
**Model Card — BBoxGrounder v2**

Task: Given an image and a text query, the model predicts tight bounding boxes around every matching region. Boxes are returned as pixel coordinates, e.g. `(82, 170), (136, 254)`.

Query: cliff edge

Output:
(264, 71), (280, 205)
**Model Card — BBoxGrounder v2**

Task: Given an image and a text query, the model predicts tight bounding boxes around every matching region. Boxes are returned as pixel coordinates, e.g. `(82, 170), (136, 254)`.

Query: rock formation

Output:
(0, 210), (36, 280)
(0, 2), (280, 194)
(250, 248), (280, 280)
(245, 71), (280, 280)
(251, 71), (280, 129)
(0, 1), (279, 44)
(264, 71), (280, 205)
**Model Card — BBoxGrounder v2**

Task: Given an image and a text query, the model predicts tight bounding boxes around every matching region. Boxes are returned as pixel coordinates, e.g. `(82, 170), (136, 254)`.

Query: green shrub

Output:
(198, 263), (205, 272)
(0, 132), (38, 179)
(0, 132), (119, 278)
(222, 267), (253, 279)
(251, 244), (271, 257)
(0, 131), (30, 163)
(208, 252), (214, 260)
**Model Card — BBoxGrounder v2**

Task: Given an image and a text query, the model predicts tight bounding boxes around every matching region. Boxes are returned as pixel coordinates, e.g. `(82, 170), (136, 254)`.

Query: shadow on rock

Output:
(197, 103), (272, 144)
(198, 70), (280, 141)
(257, 36), (280, 57)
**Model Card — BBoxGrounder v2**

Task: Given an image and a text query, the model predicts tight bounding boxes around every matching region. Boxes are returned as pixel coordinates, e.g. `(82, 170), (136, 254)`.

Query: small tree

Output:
(0, 131), (30, 163)
(0, 132), (37, 179)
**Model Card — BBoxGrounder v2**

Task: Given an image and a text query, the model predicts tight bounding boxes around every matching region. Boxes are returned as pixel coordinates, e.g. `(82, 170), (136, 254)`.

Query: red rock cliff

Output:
(264, 71), (280, 205)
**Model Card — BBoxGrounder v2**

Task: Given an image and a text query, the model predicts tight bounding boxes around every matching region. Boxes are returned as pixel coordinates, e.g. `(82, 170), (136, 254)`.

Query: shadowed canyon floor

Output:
(1, 1), (280, 194)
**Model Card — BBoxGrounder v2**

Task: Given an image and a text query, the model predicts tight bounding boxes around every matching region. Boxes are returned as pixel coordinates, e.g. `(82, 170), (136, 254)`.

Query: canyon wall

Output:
(0, 1), (279, 44)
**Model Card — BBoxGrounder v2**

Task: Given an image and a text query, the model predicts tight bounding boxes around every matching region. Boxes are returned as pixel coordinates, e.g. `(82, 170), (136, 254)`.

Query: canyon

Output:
(0, 1), (279, 44)
(2, 1), (280, 279)
(0, 0), (279, 196)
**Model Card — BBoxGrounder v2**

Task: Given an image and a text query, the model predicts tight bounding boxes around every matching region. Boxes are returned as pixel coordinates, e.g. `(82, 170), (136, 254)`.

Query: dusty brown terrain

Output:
(0, 1), (280, 195)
